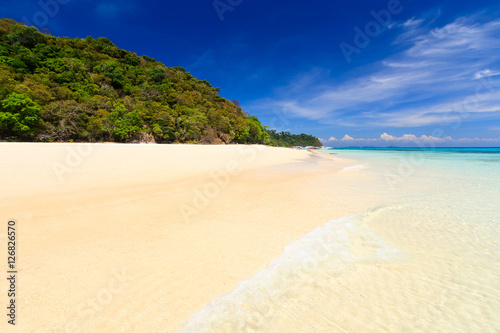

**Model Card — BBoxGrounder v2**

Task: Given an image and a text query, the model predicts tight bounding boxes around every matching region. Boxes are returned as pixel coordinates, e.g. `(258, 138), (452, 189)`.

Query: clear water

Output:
(180, 148), (500, 332)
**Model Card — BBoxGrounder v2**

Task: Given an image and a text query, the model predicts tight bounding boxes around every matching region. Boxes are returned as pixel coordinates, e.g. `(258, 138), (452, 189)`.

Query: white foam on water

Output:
(179, 210), (403, 333)
(340, 164), (366, 172)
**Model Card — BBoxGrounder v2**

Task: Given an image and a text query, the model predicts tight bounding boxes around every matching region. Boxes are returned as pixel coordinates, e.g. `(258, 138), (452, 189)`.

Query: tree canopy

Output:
(266, 129), (322, 147)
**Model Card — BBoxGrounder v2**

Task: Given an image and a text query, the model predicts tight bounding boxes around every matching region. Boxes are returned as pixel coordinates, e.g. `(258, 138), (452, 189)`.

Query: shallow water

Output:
(180, 148), (500, 332)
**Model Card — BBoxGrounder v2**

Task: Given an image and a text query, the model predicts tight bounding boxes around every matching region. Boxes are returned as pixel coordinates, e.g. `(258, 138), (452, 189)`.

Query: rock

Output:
(126, 131), (156, 144)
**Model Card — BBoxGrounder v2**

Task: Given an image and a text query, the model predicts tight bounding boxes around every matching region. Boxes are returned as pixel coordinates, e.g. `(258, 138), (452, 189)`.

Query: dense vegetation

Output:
(0, 18), (321, 146)
(266, 129), (322, 147)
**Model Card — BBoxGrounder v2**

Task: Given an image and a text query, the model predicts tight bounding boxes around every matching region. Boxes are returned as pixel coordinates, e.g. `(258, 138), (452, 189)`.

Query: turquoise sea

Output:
(181, 148), (500, 332)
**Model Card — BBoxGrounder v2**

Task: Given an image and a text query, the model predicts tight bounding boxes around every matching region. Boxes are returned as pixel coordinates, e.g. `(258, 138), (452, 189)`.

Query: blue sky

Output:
(2, 0), (500, 146)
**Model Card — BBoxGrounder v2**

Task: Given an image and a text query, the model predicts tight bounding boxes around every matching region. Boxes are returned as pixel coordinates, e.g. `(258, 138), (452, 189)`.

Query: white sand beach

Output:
(2, 144), (500, 332)
(0, 143), (376, 332)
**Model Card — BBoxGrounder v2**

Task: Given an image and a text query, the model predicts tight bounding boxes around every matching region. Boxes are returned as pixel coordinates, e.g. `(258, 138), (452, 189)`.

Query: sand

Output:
(0, 143), (378, 333)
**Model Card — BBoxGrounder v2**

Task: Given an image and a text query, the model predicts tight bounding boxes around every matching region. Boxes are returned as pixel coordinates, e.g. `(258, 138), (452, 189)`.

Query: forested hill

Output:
(0, 18), (322, 146)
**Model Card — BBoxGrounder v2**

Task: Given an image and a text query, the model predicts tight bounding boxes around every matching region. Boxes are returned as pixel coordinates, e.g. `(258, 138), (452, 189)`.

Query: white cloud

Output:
(405, 19), (493, 57)
(319, 136), (338, 143)
(403, 17), (424, 29)
(380, 133), (396, 141)
(250, 15), (500, 130)
(341, 134), (354, 141)
(474, 69), (500, 79)
(322, 133), (500, 147)
(380, 133), (448, 143)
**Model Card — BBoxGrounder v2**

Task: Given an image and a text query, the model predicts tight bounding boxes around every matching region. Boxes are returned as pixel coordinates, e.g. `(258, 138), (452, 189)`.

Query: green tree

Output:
(6, 25), (46, 48)
(0, 93), (43, 138)
(150, 68), (166, 83)
(109, 106), (142, 141)
(246, 116), (268, 143)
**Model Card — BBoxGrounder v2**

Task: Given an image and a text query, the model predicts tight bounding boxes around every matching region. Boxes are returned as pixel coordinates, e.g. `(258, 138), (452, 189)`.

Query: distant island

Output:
(0, 18), (321, 147)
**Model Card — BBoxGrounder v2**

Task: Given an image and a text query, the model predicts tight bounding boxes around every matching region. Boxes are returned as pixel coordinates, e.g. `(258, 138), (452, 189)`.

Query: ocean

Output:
(180, 148), (500, 332)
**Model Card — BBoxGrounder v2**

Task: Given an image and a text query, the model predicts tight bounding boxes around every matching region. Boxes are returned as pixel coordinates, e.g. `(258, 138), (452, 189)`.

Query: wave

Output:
(340, 164), (366, 172)
(179, 210), (404, 332)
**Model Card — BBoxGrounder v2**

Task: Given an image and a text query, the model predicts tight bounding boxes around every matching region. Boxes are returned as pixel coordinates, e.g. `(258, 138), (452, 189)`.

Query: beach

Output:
(1, 144), (499, 332)
(0, 143), (372, 332)
(180, 148), (500, 332)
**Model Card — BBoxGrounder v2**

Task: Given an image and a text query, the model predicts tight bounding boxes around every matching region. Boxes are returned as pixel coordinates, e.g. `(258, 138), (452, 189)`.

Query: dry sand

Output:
(0, 143), (379, 332)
